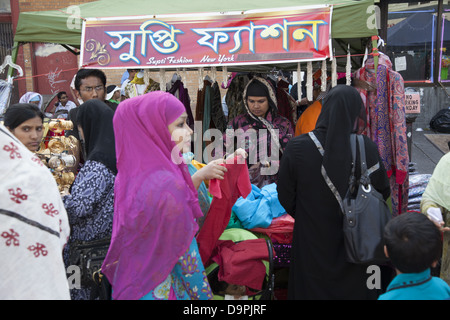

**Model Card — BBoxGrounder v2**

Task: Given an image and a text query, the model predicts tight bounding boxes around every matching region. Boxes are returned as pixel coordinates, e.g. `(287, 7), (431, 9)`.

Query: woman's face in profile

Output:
(167, 112), (193, 154)
(9, 116), (44, 152)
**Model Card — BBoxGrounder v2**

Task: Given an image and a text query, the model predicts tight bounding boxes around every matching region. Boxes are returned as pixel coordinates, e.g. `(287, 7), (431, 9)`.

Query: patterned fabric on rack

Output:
(354, 53), (409, 215)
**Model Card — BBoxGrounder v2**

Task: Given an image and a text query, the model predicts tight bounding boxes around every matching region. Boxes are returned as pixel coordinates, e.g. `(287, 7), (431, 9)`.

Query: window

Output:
(385, 1), (438, 82)
(0, 0), (10, 13)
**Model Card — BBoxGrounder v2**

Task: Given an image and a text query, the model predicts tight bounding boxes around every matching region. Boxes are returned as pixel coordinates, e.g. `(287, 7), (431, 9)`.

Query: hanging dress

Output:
(354, 53), (409, 216)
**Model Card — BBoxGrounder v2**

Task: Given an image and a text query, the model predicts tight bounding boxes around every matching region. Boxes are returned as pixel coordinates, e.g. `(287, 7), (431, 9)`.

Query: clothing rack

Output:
(0, 55), (24, 115)
(0, 55), (24, 83)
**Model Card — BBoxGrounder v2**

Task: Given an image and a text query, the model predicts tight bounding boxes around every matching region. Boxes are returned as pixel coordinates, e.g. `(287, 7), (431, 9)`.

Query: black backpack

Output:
(429, 108), (450, 133)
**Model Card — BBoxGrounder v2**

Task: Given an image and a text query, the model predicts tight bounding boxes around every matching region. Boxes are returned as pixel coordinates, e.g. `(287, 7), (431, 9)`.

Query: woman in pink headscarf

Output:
(102, 91), (213, 300)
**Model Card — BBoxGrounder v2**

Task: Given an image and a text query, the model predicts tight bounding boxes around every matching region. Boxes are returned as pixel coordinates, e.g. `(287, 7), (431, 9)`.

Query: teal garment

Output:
(183, 153), (211, 228)
(232, 183), (286, 229)
(140, 239), (213, 300)
(227, 211), (244, 229)
(378, 269), (450, 300)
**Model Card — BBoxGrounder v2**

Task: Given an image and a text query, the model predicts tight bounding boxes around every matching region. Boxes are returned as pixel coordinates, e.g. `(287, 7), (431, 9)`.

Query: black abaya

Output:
(277, 85), (391, 299)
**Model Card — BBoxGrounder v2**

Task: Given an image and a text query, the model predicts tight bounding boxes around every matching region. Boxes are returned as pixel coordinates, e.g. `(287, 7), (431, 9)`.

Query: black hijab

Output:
(243, 76), (278, 118)
(313, 84), (367, 198)
(76, 99), (117, 174)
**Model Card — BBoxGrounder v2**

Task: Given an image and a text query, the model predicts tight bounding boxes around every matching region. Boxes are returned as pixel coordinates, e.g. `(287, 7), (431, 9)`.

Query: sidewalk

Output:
(410, 129), (449, 175)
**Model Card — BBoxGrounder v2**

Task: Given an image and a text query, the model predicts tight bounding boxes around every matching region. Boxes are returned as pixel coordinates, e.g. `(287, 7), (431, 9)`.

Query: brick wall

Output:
(17, 0), (96, 93)
(18, 0), (93, 12)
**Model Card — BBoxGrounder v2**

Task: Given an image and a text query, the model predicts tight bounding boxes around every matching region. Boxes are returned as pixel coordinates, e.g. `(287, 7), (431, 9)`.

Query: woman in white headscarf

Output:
(19, 92), (43, 111)
(0, 123), (71, 299)
(421, 152), (450, 231)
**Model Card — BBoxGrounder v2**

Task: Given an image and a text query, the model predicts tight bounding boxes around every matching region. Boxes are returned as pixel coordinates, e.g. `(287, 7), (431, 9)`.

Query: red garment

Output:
(196, 156), (251, 266)
(211, 239), (269, 291)
(276, 79), (296, 127)
(250, 214), (295, 244)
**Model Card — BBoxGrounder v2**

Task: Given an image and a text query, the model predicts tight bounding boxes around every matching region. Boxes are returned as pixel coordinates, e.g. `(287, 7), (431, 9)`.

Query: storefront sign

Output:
(80, 6), (332, 69)
(405, 93), (421, 113)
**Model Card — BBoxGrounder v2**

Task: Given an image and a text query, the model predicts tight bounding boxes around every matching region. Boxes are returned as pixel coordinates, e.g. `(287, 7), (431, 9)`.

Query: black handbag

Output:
(309, 132), (392, 265)
(340, 135), (392, 264)
(68, 237), (111, 288)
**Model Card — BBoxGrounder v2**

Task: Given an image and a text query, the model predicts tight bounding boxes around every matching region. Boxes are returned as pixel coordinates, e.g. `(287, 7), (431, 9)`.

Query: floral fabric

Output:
(140, 239), (213, 300)
(224, 112), (293, 187)
(62, 160), (115, 300)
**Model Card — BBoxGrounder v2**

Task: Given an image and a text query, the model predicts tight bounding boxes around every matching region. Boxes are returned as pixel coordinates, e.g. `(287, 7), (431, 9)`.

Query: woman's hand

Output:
(200, 159), (228, 180)
(431, 220), (450, 233)
(191, 159), (227, 189)
(427, 207), (450, 232)
(225, 148), (248, 163)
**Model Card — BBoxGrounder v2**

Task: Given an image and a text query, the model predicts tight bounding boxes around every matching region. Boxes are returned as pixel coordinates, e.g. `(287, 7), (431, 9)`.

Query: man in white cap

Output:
(106, 85), (121, 103)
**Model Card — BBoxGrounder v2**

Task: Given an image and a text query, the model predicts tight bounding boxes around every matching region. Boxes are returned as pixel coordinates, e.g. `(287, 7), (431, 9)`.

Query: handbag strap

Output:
(308, 131), (345, 213)
(356, 134), (372, 187)
(349, 134), (373, 188)
(309, 132), (382, 215)
(348, 134), (357, 192)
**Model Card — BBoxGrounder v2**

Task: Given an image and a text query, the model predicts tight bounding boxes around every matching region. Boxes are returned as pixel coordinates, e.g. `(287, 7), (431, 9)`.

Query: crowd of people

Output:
(1, 66), (449, 301)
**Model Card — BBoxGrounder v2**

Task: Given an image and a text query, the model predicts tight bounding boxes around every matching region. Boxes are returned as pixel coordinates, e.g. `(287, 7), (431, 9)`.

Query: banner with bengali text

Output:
(80, 5), (332, 69)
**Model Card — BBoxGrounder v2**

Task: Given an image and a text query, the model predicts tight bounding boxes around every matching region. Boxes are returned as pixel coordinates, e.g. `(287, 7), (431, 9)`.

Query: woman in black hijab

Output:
(62, 100), (116, 300)
(75, 100), (117, 174)
(277, 85), (390, 300)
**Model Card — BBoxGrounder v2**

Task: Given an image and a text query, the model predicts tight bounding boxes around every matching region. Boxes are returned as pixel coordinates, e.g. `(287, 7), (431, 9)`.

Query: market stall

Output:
(11, 0), (392, 300)
(11, 0), (380, 176)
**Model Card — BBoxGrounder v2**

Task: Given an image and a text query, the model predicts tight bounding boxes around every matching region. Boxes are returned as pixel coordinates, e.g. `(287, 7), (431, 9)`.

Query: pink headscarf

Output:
(101, 91), (203, 300)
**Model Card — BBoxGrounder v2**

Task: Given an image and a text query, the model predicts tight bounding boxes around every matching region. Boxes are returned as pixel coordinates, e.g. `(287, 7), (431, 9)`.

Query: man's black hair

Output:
(57, 91), (67, 100)
(74, 69), (107, 91)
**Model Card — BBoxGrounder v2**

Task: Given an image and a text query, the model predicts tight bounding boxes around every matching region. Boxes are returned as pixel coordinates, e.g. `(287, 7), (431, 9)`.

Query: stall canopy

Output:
(14, 0), (377, 45)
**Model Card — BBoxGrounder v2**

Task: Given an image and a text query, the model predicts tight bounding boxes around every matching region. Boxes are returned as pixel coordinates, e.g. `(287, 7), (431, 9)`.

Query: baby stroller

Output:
(205, 228), (275, 300)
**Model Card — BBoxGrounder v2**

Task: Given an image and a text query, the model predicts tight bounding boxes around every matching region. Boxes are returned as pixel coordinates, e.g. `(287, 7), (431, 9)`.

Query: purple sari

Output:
(102, 91), (205, 300)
